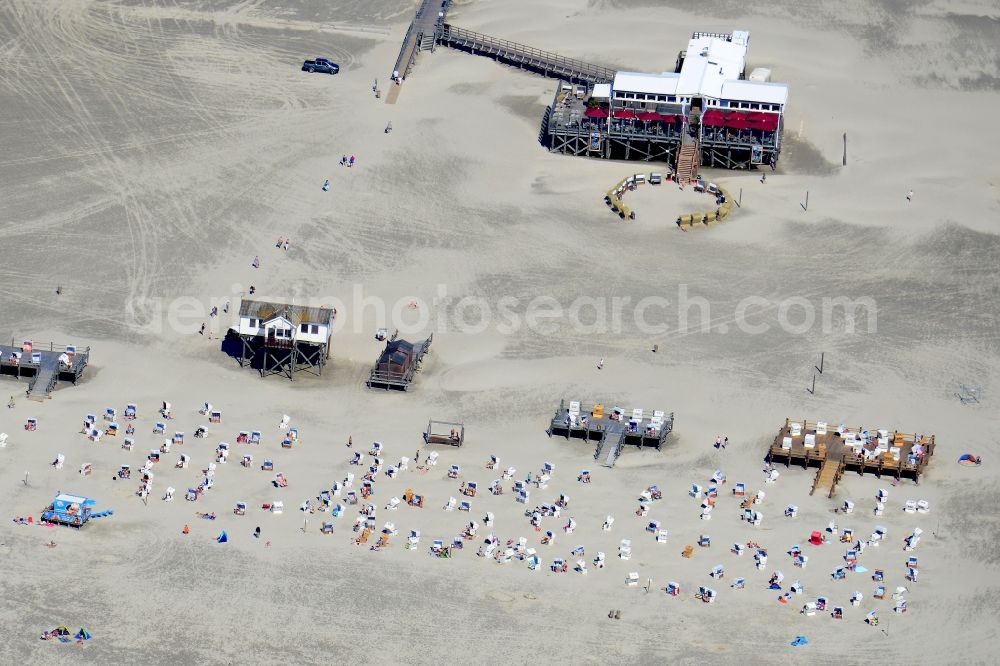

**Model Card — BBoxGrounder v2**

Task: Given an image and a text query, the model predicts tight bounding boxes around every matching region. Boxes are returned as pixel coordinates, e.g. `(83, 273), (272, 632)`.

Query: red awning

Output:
(584, 107), (609, 119)
(659, 114), (677, 123)
(637, 111), (660, 122)
(613, 109), (636, 120)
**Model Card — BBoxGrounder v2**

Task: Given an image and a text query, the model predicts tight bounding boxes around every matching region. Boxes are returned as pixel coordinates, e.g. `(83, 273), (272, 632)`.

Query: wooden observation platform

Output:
(0, 340), (89, 400)
(767, 418), (935, 497)
(548, 399), (674, 468)
(367, 333), (432, 391)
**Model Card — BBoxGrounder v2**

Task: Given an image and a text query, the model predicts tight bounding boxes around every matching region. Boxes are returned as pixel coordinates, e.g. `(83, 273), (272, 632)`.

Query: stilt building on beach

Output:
(367, 333), (433, 391)
(549, 400), (674, 468)
(545, 30), (789, 173)
(231, 299), (334, 380)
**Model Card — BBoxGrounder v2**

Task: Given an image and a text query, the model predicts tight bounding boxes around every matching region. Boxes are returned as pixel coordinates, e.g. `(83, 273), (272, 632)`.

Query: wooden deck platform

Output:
(768, 418), (934, 493)
(0, 342), (89, 400)
(548, 399), (674, 468)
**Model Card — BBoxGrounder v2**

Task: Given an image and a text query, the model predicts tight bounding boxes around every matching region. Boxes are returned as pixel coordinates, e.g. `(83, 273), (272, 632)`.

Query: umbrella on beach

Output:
(75, 628), (91, 641)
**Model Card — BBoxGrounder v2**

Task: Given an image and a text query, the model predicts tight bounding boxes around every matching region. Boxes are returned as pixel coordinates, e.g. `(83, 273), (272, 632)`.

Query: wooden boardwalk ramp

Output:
(810, 459), (843, 497)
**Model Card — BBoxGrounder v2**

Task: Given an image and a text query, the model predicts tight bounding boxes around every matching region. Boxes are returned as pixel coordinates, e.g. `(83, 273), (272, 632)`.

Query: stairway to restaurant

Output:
(675, 141), (699, 184)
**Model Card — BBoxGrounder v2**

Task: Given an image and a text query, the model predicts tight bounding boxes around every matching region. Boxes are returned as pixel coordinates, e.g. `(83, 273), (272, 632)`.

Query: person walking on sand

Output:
(254, 526), (261, 539)
(7, 395), (14, 409)
(907, 189), (913, 202)
(199, 323), (206, 336)
(251, 255), (260, 269)
(282, 240), (289, 251)
(722, 436), (728, 450)
(715, 435), (722, 449)
(597, 357), (605, 370)
(347, 435), (352, 448)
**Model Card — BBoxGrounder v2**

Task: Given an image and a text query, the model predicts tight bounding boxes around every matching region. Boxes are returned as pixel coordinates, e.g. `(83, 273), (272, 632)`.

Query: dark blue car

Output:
(302, 58), (340, 74)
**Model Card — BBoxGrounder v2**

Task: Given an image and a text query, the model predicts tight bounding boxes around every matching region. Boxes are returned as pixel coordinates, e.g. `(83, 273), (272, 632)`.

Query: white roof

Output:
(592, 83), (611, 98)
(676, 35), (747, 99)
(721, 80), (788, 105)
(613, 71), (679, 96)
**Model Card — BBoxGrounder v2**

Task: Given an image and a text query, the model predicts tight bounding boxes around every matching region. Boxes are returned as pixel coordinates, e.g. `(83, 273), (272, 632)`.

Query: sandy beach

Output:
(1, 0), (999, 664)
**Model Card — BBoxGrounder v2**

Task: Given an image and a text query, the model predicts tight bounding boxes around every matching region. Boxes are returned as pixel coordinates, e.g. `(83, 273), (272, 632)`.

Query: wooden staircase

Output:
(810, 459), (843, 497)
(675, 141), (699, 184)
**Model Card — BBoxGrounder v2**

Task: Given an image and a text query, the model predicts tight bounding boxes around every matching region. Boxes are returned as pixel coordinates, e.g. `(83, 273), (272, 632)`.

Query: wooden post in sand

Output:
(302, 518), (308, 533)
(23, 471), (29, 486)
(737, 187), (743, 208)
(803, 191), (810, 212)
(807, 373), (816, 395)
(816, 352), (825, 374)
(843, 133), (847, 166)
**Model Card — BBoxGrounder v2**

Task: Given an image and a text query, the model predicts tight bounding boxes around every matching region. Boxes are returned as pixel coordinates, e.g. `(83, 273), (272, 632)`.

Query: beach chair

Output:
(516, 489), (529, 504)
(185, 488), (197, 501)
(850, 591), (863, 606)
(733, 482), (745, 497)
(801, 601), (817, 616)
(173, 431), (184, 445)
(88, 428), (101, 442)
(646, 520), (660, 533)
(501, 465), (514, 479)
(386, 497), (400, 511)
(163, 486), (175, 502)
(271, 501), (283, 514)
(698, 587), (717, 603)
(794, 555), (808, 568)
(124, 404), (137, 420)
(250, 431), (261, 445)
(626, 572), (639, 587)
(790, 422), (802, 437)
(210, 410), (221, 424)
(448, 464), (460, 479)
(711, 564), (725, 579)
(766, 468), (780, 484)
(754, 490), (765, 504)
(234, 502), (246, 516)
(690, 484), (702, 498)
(916, 499), (930, 514)
(320, 521), (334, 534)
(104, 407), (116, 421)
(483, 512), (494, 527)
(444, 497), (457, 511)
(459, 501), (471, 512)
(603, 515), (614, 531)
(279, 414), (290, 429)
(176, 454), (190, 469)
(619, 539), (632, 560)
(85, 413), (96, 425)
(785, 504), (798, 518)
(0, 433), (6, 448)
(427, 451), (440, 466)
(262, 458), (274, 471)
(904, 500), (917, 513)
(527, 552), (540, 571)
(153, 422), (165, 435)
(407, 530), (420, 549)
(804, 434), (816, 449)
(666, 582), (680, 596)
(841, 500), (855, 514)
(281, 436), (293, 449)
(781, 436), (792, 450)
(25, 418), (38, 432)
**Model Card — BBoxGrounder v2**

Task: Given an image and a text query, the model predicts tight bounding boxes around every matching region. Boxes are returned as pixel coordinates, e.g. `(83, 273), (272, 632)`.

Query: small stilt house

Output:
(367, 333), (433, 391)
(230, 299), (335, 380)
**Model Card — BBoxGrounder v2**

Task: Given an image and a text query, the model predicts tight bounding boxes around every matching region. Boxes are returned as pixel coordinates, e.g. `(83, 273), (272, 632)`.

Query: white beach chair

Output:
(804, 434), (816, 449)
(790, 422), (802, 437)
(603, 515), (614, 531)
(444, 497), (457, 511)
(904, 500), (917, 513)
(916, 500), (929, 514)
(785, 504), (798, 518)
(656, 529), (669, 543)
(626, 572), (639, 587)
(816, 421), (827, 435)
(690, 483), (702, 498)
(279, 414), (290, 429)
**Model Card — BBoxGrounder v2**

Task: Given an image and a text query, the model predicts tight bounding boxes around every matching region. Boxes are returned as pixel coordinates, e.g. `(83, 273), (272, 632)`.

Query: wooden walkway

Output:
(437, 24), (616, 85)
(390, 0), (448, 83)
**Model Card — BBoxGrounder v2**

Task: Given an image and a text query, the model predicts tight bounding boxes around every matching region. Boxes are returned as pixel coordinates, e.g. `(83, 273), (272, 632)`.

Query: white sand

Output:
(1, 0), (999, 663)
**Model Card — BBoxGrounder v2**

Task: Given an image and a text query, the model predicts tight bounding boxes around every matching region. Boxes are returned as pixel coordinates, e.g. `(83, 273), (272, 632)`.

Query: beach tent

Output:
(958, 454), (982, 466)
(217, 531), (228, 543)
(75, 628), (91, 641)
(790, 635), (808, 647)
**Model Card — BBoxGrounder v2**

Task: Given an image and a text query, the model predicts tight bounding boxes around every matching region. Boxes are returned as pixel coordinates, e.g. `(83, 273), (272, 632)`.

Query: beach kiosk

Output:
(40, 493), (112, 528)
